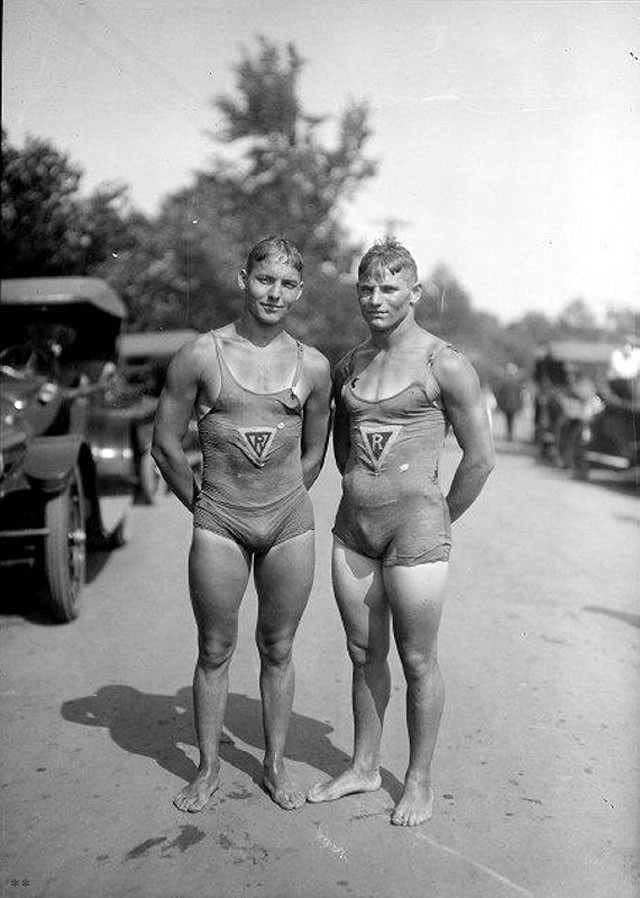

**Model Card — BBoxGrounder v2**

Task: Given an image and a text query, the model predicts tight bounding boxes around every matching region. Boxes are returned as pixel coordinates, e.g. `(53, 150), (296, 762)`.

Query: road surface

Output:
(1, 432), (638, 898)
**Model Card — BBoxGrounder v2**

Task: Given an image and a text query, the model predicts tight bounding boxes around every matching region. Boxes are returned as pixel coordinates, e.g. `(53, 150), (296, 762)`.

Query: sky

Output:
(3, 0), (640, 324)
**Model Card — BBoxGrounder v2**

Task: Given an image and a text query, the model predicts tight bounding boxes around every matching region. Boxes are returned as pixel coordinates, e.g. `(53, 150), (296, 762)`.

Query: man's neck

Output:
(235, 314), (286, 348)
(369, 311), (418, 350)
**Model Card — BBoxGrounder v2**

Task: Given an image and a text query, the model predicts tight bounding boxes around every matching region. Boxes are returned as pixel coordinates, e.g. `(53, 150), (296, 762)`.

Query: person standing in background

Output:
(496, 363), (524, 441)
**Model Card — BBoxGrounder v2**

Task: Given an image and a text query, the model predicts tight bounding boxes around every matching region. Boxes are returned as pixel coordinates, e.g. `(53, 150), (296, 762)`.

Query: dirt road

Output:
(1, 436), (638, 898)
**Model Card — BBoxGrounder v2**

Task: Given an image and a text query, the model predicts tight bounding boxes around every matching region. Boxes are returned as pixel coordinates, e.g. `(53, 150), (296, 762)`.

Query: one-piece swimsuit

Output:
(193, 331), (313, 553)
(333, 342), (452, 566)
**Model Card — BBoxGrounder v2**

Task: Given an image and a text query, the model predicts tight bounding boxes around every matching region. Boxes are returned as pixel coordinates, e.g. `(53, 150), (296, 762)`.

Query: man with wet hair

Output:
(308, 239), (494, 826)
(153, 236), (331, 812)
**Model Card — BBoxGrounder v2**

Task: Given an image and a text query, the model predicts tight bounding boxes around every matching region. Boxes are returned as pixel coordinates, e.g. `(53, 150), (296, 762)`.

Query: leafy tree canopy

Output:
(208, 37), (377, 267)
(1, 129), (135, 279)
(101, 36), (377, 348)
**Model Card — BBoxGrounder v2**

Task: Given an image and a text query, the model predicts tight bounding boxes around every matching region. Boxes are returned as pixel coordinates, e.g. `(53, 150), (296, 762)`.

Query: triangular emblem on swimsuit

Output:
(237, 427), (277, 466)
(358, 425), (402, 470)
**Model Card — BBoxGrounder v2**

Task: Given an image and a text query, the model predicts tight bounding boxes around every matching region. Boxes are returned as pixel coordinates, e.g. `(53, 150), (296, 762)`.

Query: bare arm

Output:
(151, 343), (203, 511)
(300, 350), (332, 490)
(435, 349), (495, 523)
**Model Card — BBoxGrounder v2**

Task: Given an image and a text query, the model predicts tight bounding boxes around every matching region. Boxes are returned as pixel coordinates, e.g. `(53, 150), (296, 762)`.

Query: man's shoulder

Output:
(184, 331), (215, 360)
(431, 345), (480, 395)
(298, 340), (331, 379)
(168, 332), (213, 376)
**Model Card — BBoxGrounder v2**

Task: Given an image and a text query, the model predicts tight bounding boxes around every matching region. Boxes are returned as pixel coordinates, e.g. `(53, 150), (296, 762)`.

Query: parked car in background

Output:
(533, 339), (640, 481)
(118, 329), (198, 396)
(119, 329), (202, 470)
(570, 382), (640, 481)
(0, 277), (157, 621)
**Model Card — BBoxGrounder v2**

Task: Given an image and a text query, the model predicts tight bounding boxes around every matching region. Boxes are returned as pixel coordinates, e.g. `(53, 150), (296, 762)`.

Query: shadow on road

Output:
(583, 605), (640, 629)
(615, 512), (640, 527)
(579, 475), (640, 497)
(85, 548), (114, 585)
(60, 686), (403, 799)
(493, 439), (537, 458)
(497, 440), (640, 497)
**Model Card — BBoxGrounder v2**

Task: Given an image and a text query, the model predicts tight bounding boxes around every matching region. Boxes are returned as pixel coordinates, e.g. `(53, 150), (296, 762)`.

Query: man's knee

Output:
(346, 637), (388, 668)
(398, 645), (437, 681)
(256, 630), (294, 668)
(197, 633), (236, 671)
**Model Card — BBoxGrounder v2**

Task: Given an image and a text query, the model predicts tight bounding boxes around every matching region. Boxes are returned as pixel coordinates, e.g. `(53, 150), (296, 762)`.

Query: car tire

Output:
(555, 420), (572, 468)
(136, 448), (161, 505)
(568, 426), (590, 481)
(42, 466), (87, 622)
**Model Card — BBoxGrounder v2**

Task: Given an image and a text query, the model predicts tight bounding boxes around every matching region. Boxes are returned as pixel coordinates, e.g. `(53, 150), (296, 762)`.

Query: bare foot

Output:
(306, 767), (382, 803)
(173, 769), (220, 813)
(391, 780), (434, 826)
(263, 763), (305, 810)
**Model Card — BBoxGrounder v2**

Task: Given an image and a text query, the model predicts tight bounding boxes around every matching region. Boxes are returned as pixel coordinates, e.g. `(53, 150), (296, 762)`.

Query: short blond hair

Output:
(245, 236), (303, 275)
(358, 238), (418, 284)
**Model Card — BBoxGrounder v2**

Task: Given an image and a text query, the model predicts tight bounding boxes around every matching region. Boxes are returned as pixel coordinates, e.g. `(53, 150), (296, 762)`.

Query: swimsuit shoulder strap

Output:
(209, 329), (226, 380)
(290, 341), (304, 392)
(197, 332), (224, 422)
(426, 341), (455, 368)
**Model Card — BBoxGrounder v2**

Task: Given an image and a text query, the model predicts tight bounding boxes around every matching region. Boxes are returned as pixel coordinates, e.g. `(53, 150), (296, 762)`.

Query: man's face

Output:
(239, 255), (303, 326)
(357, 266), (420, 332)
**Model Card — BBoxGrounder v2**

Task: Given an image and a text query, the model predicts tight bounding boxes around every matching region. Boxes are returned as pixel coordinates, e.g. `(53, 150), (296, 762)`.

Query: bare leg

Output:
(173, 529), (250, 812)
(385, 561), (449, 826)
(254, 530), (315, 810)
(307, 539), (389, 803)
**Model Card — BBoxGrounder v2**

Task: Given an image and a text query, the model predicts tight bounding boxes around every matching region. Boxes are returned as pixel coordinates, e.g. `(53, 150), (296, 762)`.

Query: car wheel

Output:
(568, 426), (590, 481)
(555, 420), (573, 468)
(136, 448), (161, 505)
(43, 466), (87, 622)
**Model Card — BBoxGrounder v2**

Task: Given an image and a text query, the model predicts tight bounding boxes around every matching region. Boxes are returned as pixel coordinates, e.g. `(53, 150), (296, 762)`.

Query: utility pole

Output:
(370, 216), (411, 240)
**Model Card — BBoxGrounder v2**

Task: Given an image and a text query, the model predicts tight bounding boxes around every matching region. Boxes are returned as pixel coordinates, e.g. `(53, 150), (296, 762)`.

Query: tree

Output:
(105, 36), (377, 344)
(1, 129), (136, 279)
(209, 37), (377, 268)
(2, 40), (377, 345)
(507, 311), (555, 347)
(604, 304), (639, 339)
(2, 130), (84, 276)
(556, 297), (599, 338)
(416, 264), (475, 341)
(96, 181), (243, 333)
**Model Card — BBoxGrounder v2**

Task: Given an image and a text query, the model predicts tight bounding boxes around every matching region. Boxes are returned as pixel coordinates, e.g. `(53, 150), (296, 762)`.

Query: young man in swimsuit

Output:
(152, 237), (331, 812)
(307, 239), (494, 826)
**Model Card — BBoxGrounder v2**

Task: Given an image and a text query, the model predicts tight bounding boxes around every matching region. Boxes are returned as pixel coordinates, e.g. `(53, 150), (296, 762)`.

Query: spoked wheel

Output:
(42, 466), (87, 622)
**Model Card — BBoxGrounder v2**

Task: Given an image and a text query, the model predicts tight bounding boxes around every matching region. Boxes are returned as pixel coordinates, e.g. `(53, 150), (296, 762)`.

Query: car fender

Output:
(24, 434), (86, 494)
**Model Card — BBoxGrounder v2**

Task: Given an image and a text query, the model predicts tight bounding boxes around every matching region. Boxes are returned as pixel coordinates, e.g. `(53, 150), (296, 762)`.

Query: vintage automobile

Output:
(533, 339), (640, 480)
(0, 276), (158, 621)
(118, 329), (202, 470)
(569, 383), (640, 481)
(118, 328), (198, 396)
